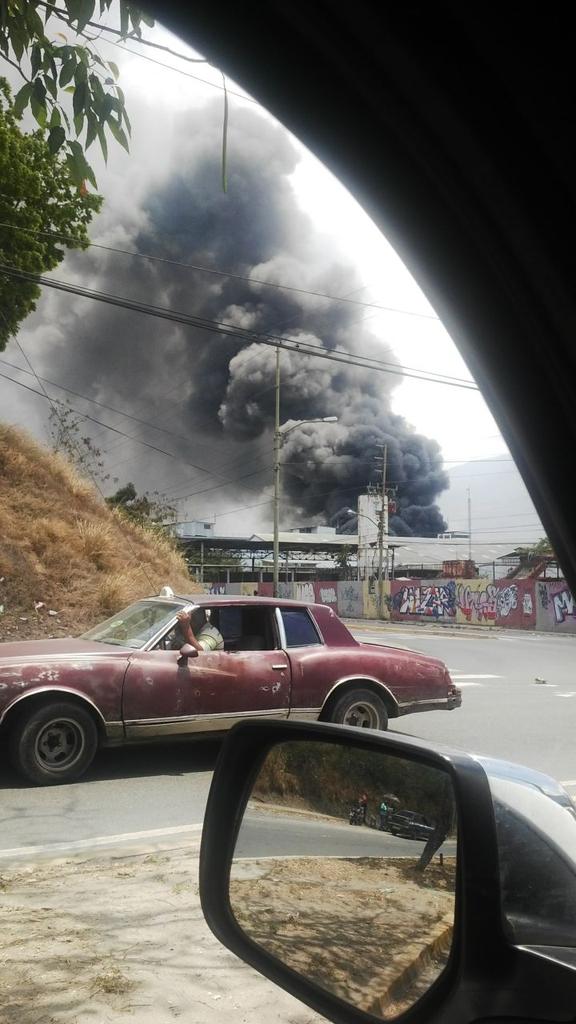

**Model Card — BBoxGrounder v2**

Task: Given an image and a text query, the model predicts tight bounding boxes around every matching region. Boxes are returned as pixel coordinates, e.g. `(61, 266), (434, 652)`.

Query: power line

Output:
(108, 39), (257, 103)
(0, 368), (271, 494)
(0, 264), (479, 391)
(448, 511), (541, 522)
(37, 1), (209, 65)
(0, 356), (229, 460)
(0, 219), (446, 327)
(203, 498), (274, 520)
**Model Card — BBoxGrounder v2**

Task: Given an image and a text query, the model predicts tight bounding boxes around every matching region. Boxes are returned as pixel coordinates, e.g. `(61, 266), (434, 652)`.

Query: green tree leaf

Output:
(30, 41), (42, 77)
(108, 117), (129, 152)
(0, 80), (101, 350)
(0, 1), (155, 186)
(47, 124), (66, 154)
(76, 0), (96, 33)
(44, 73), (58, 100)
(122, 105), (132, 136)
(72, 78), (87, 116)
(12, 81), (33, 118)
(97, 122), (108, 162)
(85, 111), (98, 149)
(32, 76), (46, 103)
(59, 57), (76, 87)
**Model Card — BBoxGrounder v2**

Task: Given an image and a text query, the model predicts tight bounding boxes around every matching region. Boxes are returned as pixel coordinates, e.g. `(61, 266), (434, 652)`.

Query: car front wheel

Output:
(10, 701), (99, 785)
(329, 687), (388, 731)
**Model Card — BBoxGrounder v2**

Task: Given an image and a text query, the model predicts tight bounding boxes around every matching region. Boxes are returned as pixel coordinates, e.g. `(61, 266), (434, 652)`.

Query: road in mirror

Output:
(230, 740), (457, 1019)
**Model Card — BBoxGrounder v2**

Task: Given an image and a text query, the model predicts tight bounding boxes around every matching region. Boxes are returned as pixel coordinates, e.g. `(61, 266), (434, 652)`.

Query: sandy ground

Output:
(0, 840), (454, 1024)
(230, 856), (455, 1018)
(0, 841), (323, 1024)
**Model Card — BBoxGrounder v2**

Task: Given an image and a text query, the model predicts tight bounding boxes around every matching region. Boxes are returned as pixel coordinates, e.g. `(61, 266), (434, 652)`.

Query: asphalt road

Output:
(1, 623), (575, 859)
(235, 810), (454, 860)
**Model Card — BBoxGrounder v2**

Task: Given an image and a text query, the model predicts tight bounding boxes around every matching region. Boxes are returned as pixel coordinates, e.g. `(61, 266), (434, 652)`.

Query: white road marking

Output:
(560, 780), (576, 787)
(451, 681), (481, 687)
(556, 693), (576, 698)
(0, 822), (203, 860)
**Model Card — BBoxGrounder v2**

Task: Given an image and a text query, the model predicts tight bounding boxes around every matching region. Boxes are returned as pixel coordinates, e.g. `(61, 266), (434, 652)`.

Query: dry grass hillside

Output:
(0, 425), (197, 641)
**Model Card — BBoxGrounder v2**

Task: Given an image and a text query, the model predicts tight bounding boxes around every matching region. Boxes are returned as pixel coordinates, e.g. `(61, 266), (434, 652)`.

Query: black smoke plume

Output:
(29, 101), (448, 536)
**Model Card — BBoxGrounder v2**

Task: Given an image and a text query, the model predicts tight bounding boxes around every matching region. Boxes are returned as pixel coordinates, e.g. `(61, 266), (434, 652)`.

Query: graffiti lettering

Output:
(393, 582), (456, 618)
(319, 586), (337, 604)
(294, 582), (315, 603)
(337, 582), (363, 617)
(496, 585), (518, 617)
(209, 583), (226, 595)
(522, 592), (533, 616)
(457, 583), (498, 622)
(553, 588), (576, 624)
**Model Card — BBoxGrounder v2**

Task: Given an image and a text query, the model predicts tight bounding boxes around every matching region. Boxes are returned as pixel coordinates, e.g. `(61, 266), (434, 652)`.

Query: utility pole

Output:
(273, 346), (281, 598)
(467, 487), (472, 561)
(376, 444), (387, 618)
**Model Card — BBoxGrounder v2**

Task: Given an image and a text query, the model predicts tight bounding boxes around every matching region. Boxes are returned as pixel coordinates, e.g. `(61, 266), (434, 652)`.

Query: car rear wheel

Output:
(329, 687), (388, 731)
(9, 701), (99, 785)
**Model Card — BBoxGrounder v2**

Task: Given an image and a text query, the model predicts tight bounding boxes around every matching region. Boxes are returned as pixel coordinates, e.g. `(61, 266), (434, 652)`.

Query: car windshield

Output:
(81, 600), (183, 649)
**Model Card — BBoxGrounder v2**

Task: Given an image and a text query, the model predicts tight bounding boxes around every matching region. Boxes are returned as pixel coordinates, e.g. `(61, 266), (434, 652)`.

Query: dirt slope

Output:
(0, 425), (197, 640)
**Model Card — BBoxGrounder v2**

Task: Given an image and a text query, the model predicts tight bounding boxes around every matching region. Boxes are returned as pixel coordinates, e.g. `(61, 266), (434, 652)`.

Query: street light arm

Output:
(279, 416), (338, 441)
(345, 508), (380, 529)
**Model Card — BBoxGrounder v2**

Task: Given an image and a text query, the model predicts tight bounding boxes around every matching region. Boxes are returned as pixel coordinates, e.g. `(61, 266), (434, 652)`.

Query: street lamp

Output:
(273, 412), (338, 597)
(345, 506), (388, 618)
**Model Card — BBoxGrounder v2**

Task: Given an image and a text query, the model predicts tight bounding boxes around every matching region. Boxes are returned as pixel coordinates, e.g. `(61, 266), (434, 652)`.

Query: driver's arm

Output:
(176, 611), (204, 652)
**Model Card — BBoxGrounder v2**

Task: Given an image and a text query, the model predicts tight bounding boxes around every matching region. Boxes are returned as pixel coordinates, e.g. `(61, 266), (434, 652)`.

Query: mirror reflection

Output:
(230, 740), (457, 1019)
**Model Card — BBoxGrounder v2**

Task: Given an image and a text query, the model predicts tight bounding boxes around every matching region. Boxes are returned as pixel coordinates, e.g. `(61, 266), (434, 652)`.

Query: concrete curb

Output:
(370, 919), (454, 1016)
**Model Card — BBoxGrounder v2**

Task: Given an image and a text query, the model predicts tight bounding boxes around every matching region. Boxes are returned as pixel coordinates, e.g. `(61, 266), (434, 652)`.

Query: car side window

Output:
(218, 608), (243, 645)
(280, 609), (322, 648)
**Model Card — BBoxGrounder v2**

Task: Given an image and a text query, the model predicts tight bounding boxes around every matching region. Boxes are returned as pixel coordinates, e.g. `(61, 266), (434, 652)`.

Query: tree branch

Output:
(35, 1), (209, 63)
(0, 53), (30, 84)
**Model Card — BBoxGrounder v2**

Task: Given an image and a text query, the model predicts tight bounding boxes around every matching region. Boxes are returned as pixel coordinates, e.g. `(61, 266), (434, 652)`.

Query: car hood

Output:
(0, 638), (131, 663)
(474, 754), (574, 808)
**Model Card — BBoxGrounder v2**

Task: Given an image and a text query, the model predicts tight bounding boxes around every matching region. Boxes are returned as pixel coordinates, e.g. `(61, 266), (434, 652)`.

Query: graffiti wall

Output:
(455, 579), (536, 629)
(536, 581), (576, 632)
(314, 581), (339, 609)
(337, 581), (364, 618)
(199, 578), (576, 632)
(391, 578), (537, 628)
(391, 580), (457, 622)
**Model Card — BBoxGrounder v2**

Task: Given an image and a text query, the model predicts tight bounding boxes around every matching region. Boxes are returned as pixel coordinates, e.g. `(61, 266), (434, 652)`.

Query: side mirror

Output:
(200, 720), (576, 1024)
(177, 643), (198, 666)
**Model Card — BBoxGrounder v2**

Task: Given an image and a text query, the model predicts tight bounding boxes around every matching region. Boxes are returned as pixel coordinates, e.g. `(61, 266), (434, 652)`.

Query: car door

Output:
(122, 608), (291, 738)
(278, 606), (337, 716)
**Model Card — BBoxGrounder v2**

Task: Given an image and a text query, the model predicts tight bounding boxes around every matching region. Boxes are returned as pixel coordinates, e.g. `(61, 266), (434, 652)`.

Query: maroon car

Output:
(0, 592), (461, 785)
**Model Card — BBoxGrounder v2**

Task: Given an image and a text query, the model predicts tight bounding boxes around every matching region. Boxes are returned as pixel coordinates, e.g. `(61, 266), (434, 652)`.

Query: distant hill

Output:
(0, 425), (196, 641)
(438, 456), (544, 547)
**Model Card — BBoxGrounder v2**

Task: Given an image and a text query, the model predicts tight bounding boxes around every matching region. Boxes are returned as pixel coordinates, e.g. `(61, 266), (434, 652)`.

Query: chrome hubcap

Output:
(35, 718), (85, 771)
(343, 702), (379, 729)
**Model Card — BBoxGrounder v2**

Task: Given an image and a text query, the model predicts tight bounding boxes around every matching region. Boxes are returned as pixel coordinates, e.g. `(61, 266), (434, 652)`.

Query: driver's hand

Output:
(176, 611), (191, 626)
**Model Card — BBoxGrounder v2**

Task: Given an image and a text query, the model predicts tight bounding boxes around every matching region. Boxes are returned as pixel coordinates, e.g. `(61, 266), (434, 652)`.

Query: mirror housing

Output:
(200, 720), (576, 1024)
(177, 643), (198, 666)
